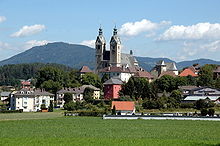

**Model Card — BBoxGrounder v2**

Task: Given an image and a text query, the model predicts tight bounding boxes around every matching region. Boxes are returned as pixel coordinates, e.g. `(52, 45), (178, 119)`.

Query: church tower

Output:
(95, 27), (106, 70)
(110, 27), (121, 67)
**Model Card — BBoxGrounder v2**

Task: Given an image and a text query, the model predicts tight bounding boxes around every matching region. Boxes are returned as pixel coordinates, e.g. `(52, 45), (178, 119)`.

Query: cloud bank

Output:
(11, 24), (45, 37)
(80, 40), (95, 48)
(119, 19), (171, 37)
(158, 23), (220, 40)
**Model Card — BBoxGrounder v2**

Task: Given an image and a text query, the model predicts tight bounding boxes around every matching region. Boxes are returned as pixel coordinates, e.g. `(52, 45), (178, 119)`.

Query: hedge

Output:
(0, 109), (23, 113)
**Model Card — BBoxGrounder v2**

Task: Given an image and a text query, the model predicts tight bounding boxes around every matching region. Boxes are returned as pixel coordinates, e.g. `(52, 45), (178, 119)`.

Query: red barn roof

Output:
(111, 101), (135, 111)
(179, 68), (198, 77)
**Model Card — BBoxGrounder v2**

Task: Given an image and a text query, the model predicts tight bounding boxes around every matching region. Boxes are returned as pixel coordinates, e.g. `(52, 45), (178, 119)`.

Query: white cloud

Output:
(201, 40), (220, 52)
(11, 24), (45, 37)
(158, 22), (220, 41)
(23, 40), (49, 49)
(0, 16), (6, 23)
(80, 40), (95, 48)
(0, 42), (10, 50)
(119, 19), (171, 37)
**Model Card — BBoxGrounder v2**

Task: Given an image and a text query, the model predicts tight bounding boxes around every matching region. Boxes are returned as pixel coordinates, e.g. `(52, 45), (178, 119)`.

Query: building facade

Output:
(103, 78), (123, 100)
(10, 89), (54, 112)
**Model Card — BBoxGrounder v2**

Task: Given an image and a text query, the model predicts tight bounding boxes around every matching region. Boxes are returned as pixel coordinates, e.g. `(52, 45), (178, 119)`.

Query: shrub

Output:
(40, 104), (47, 110)
(208, 109), (215, 116)
(0, 109), (23, 113)
(48, 100), (53, 112)
(180, 103), (194, 108)
(200, 108), (208, 116)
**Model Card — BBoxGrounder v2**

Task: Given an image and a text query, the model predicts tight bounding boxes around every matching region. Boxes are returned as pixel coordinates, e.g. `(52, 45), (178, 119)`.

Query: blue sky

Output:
(0, 0), (220, 62)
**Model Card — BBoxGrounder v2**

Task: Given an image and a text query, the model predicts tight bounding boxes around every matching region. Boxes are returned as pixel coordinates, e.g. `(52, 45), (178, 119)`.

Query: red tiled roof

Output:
(99, 66), (130, 73)
(21, 81), (31, 85)
(179, 68), (198, 77)
(159, 71), (177, 78)
(79, 66), (93, 73)
(111, 101), (135, 111)
(134, 71), (154, 79)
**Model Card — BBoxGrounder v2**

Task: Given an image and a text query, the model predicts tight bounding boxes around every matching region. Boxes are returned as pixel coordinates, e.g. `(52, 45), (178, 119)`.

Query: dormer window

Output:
(21, 91), (24, 94)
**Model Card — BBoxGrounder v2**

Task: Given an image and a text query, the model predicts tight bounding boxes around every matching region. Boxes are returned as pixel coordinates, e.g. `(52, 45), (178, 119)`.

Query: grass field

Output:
(0, 112), (220, 146)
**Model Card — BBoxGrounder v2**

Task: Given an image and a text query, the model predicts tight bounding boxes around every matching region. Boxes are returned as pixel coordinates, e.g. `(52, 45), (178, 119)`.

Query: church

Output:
(95, 27), (139, 71)
(95, 27), (154, 83)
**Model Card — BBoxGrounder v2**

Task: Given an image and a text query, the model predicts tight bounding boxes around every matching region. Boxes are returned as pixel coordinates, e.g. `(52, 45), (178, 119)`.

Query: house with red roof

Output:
(111, 101), (135, 115)
(104, 77), (123, 100)
(179, 68), (198, 77)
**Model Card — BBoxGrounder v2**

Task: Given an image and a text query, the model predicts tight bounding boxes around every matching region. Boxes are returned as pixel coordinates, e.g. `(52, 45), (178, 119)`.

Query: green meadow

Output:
(0, 112), (220, 146)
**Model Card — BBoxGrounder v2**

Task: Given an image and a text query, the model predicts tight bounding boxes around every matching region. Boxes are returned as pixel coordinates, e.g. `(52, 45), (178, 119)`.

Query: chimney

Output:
(130, 50), (133, 55)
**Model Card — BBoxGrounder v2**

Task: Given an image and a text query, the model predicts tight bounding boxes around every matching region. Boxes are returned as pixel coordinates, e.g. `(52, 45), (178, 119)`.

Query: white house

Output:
(56, 85), (100, 108)
(10, 88), (54, 112)
(99, 66), (134, 83)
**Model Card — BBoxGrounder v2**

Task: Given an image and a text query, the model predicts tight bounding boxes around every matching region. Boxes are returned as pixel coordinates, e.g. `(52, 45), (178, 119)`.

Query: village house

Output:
(213, 66), (220, 79)
(103, 77), (123, 100)
(0, 91), (11, 105)
(179, 68), (198, 77)
(151, 60), (178, 78)
(111, 101), (135, 115)
(134, 70), (154, 82)
(179, 86), (220, 103)
(10, 88), (54, 112)
(79, 66), (93, 77)
(57, 85), (100, 107)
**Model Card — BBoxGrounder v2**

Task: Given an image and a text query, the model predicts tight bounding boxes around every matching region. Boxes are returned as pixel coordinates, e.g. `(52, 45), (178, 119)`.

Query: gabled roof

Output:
(178, 86), (200, 91)
(158, 71), (177, 78)
(14, 88), (54, 96)
(111, 101), (135, 111)
(79, 66), (93, 73)
(104, 77), (123, 85)
(0, 92), (11, 97)
(179, 68), (198, 77)
(184, 96), (220, 101)
(134, 71), (154, 79)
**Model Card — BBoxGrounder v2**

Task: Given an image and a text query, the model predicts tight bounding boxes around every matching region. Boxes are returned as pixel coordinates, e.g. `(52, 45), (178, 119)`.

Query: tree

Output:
(63, 93), (73, 104)
(36, 66), (65, 87)
(48, 100), (53, 112)
(197, 64), (217, 87)
(101, 73), (110, 83)
(215, 77), (220, 89)
(40, 80), (62, 94)
(83, 87), (94, 103)
(195, 99), (214, 110)
(155, 75), (177, 92)
(112, 105), (116, 115)
(81, 73), (102, 89)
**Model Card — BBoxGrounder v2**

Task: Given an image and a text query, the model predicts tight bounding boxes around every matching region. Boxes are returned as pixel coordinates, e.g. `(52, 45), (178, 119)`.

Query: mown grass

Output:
(0, 113), (220, 146)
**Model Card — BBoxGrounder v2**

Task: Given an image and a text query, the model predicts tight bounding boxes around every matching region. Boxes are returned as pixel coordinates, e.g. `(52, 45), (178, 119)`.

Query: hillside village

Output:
(0, 28), (220, 116)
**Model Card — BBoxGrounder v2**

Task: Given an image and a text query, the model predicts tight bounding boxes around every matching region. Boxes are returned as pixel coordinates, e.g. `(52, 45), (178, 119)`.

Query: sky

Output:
(0, 0), (220, 62)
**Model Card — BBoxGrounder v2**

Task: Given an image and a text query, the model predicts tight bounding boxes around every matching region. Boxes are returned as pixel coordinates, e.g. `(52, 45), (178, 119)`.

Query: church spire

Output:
(113, 25), (117, 35)
(99, 25), (103, 35)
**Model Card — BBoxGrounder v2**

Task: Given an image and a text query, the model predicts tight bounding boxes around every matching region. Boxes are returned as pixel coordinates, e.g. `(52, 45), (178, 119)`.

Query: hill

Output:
(0, 42), (220, 71)
(0, 42), (96, 69)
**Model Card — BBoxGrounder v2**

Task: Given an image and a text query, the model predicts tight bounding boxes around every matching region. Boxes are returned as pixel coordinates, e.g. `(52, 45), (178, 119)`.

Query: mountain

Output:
(0, 42), (96, 69)
(0, 42), (220, 71)
(177, 59), (220, 69)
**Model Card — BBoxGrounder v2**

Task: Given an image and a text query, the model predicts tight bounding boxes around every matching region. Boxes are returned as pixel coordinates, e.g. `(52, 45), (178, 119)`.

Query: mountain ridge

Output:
(0, 42), (220, 71)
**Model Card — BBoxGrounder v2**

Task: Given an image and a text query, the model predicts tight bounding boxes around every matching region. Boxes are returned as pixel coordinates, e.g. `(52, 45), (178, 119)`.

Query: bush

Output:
(77, 110), (106, 117)
(200, 108), (208, 116)
(40, 104), (47, 110)
(0, 109), (23, 113)
(208, 109), (215, 116)
(180, 103), (194, 108)
(195, 99), (215, 110)
(48, 100), (53, 112)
